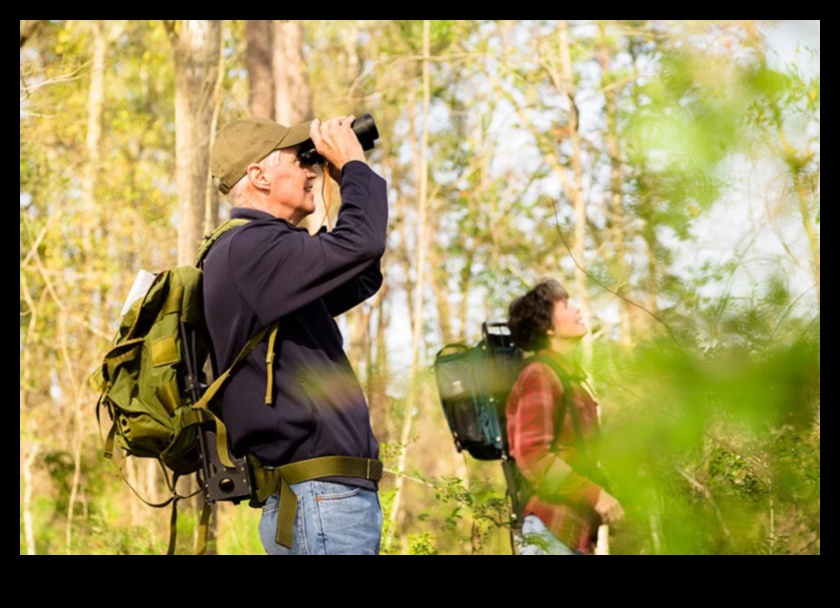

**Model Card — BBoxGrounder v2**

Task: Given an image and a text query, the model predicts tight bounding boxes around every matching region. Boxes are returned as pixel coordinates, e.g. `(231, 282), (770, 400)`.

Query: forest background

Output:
(20, 20), (819, 555)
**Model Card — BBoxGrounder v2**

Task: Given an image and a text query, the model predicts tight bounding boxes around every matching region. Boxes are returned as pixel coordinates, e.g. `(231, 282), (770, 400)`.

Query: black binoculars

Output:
(297, 113), (380, 166)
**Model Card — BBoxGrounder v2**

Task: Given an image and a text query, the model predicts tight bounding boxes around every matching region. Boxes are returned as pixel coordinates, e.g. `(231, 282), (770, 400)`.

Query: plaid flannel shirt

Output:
(505, 350), (603, 554)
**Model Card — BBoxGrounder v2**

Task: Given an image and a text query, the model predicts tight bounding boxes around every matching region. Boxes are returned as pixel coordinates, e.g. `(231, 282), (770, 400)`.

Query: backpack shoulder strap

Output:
(196, 218), (251, 266)
(520, 354), (582, 447)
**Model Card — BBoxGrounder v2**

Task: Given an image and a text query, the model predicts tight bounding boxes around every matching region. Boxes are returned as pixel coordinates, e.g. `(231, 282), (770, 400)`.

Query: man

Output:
(506, 279), (624, 555)
(204, 114), (388, 555)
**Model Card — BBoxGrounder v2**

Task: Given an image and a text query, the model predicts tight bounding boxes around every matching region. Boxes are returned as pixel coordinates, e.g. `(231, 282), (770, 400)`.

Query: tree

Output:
(245, 20), (274, 119)
(166, 20), (223, 264)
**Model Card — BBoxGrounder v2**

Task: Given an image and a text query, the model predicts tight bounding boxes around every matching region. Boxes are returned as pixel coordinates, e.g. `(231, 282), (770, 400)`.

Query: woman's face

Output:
(550, 298), (587, 340)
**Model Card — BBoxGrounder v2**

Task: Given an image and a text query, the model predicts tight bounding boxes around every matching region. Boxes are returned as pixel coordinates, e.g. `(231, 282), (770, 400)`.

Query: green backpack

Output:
(90, 218), (275, 554)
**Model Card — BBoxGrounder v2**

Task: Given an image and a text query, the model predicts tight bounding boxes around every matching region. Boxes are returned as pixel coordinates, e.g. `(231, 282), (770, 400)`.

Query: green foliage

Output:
(596, 326), (819, 554)
(378, 486), (398, 554)
(413, 472), (512, 555)
(20, 20), (818, 554)
(407, 531), (439, 555)
(215, 504), (264, 555)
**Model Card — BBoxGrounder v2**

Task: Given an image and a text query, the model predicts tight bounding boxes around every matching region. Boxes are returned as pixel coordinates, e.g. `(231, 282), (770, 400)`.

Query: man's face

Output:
(551, 298), (587, 340)
(265, 146), (318, 224)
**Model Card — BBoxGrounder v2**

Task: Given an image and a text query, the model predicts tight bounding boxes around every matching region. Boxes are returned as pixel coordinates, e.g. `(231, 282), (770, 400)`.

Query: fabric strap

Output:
(505, 355), (580, 534)
(249, 455), (384, 549)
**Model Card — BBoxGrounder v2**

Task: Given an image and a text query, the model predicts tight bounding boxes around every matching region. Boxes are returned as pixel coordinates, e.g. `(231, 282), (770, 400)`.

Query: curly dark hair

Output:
(507, 279), (569, 351)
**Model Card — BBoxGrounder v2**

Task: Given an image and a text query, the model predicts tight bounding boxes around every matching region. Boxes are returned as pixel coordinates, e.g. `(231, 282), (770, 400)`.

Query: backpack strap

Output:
(190, 217), (277, 469)
(505, 354), (585, 535)
(196, 218), (251, 266)
(248, 455), (384, 549)
(191, 322), (277, 469)
(525, 354), (581, 443)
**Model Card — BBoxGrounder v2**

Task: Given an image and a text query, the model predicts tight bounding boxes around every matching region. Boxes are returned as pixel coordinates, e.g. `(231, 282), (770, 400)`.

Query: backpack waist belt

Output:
(249, 455), (384, 549)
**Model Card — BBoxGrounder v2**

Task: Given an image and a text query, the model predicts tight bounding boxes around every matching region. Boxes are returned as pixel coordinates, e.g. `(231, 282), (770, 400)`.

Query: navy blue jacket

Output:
(202, 161), (387, 488)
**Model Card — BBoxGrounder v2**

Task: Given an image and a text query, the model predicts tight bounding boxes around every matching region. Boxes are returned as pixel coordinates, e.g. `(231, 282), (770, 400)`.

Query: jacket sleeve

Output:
(510, 364), (601, 509)
(322, 258), (383, 317)
(227, 161), (388, 326)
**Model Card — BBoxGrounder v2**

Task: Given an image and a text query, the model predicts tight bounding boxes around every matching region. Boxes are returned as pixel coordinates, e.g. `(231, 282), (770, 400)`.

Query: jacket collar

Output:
(230, 207), (310, 231)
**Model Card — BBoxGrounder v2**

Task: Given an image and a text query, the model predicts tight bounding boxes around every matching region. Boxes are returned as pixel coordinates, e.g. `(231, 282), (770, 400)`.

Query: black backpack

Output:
(433, 322), (522, 461)
(433, 322), (577, 536)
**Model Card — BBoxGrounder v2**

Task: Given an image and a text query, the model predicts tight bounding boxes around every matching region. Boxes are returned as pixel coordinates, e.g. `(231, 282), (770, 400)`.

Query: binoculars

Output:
(297, 113), (380, 166)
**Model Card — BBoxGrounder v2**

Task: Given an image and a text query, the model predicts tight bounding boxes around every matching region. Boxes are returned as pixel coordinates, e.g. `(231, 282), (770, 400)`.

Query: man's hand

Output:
(594, 490), (625, 526)
(309, 115), (367, 182)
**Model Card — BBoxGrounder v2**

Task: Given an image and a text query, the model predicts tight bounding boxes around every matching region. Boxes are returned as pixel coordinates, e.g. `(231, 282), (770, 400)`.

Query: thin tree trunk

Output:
(81, 20), (105, 252)
(23, 442), (39, 555)
(64, 21), (108, 555)
(457, 252), (474, 341)
(789, 154), (820, 309)
(430, 227), (454, 344)
(347, 304), (372, 376)
(271, 20), (322, 233)
(168, 19), (222, 553)
(60, 311), (85, 554)
(557, 22), (591, 363)
(559, 22), (609, 555)
(273, 20), (312, 124)
(205, 33), (226, 234)
(246, 20), (275, 119)
(170, 20), (222, 265)
(386, 21), (431, 555)
(797, 181), (820, 310)
(597, 23), (633, 349)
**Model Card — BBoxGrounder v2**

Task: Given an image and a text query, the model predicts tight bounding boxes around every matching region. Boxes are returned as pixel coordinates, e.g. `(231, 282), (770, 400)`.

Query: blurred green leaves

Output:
(599, 326), (819, 554)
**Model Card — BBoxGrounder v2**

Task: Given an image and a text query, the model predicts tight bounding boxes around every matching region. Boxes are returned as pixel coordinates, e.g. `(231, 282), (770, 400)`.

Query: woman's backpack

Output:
(433, 322), (578, 542)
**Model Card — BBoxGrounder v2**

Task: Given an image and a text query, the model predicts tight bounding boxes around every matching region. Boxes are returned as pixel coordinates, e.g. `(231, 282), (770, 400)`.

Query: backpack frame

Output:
(433, 322), (579, 548)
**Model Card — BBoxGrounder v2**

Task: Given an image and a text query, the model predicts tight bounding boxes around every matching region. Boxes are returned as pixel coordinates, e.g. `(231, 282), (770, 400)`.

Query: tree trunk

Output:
(797, 178), (820, 310)
(271, 20), (323, 233)
(170, 20), (222, 265)
(386, 20), (431, 555)
(429, 205), (454, 344)
(272, 20), (312, 124)
(66, 20), (108, 555)
(367, 278), (390, 441)
(169, 19), (222, 553)
(20, 19), (44, 48)
(23, 442), (39, 555)
(557, 22), (592, 365)
(597, 23), (633, 349)
(246, 20), (275, 119)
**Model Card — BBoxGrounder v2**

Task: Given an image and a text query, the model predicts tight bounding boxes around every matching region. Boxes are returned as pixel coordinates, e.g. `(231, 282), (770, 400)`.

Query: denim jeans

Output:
(259, 480), (383, 555)
(515, 514), (579, 555)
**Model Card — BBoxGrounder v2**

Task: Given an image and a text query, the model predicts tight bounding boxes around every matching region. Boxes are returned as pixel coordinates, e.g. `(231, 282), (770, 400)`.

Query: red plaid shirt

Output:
(505, 350), (603, 554)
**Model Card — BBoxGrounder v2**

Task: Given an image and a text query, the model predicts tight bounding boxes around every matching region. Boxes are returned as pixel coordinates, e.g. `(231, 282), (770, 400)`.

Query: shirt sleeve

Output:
(510, 363), (601, 508)
(322, 258), (382, 317)
(228, 162), (388, 326)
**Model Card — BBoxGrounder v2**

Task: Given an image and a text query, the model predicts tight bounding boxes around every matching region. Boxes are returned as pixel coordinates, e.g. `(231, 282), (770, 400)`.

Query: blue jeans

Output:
(515, 514), (579, 555)
(258, 480), (383, 555)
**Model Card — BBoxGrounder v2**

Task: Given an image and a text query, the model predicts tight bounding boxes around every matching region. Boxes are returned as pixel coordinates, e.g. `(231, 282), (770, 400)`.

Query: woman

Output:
(506, 279), (624, 555)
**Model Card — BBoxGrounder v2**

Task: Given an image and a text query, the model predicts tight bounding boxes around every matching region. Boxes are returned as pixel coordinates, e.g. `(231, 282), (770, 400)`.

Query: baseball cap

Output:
(210, 116), (314, 194)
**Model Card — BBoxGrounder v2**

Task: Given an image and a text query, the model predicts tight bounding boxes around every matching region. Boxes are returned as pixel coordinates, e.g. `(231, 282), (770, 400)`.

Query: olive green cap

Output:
(210, 117), (314, 194)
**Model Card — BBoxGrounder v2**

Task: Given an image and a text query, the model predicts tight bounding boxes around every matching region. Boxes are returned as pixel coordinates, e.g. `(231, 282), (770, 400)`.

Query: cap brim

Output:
(277, 120), (314, 149)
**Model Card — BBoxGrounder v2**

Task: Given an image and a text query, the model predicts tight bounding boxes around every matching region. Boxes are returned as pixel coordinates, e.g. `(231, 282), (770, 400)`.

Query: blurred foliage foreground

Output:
(402, 332), (820, 556)
(21, 330), (819, 555)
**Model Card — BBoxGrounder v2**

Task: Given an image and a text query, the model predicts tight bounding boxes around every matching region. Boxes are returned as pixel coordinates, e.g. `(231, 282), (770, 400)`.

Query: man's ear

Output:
(246, 163), (270, 191)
